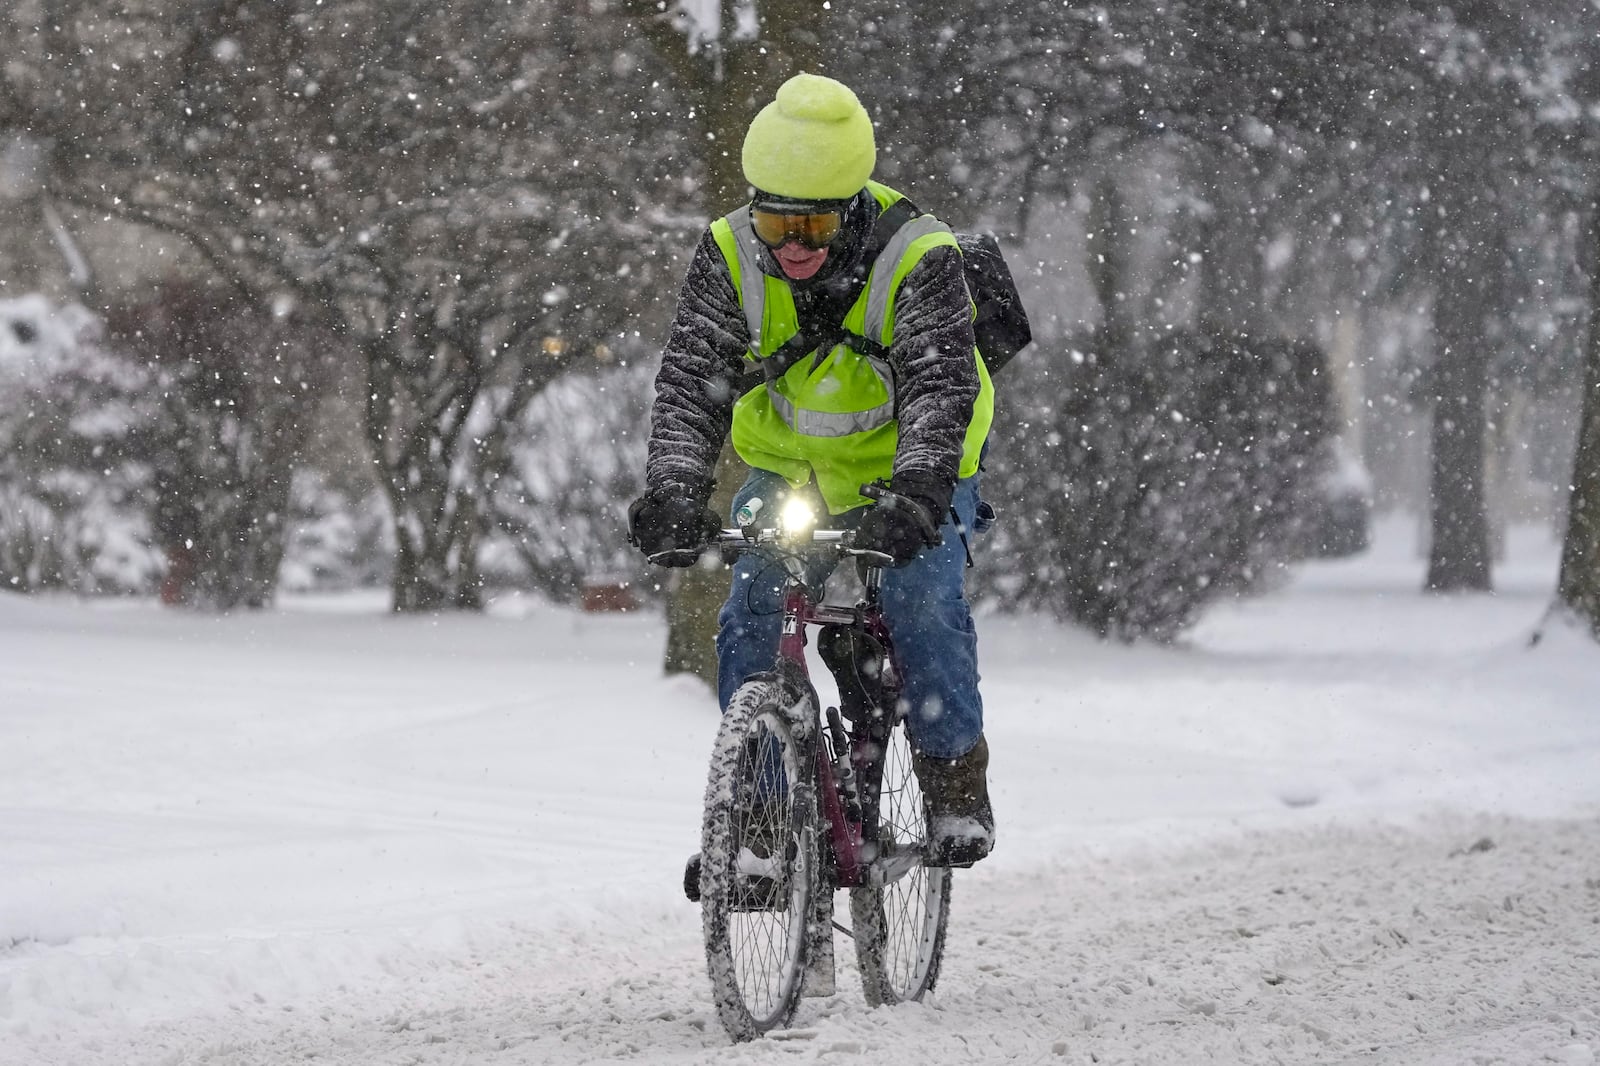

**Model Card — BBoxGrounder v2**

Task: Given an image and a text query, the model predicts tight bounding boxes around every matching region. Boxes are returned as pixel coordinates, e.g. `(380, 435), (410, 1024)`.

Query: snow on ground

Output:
(2, 516), (1598, 1065)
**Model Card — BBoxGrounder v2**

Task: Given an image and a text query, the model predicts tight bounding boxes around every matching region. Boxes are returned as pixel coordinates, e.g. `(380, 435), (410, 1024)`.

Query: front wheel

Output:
(850, 718), (951, 1006)
(700, 677), (818, 1041)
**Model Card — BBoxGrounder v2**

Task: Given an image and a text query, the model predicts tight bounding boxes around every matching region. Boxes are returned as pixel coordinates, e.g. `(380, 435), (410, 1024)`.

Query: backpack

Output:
(952, 230), (1033, 375)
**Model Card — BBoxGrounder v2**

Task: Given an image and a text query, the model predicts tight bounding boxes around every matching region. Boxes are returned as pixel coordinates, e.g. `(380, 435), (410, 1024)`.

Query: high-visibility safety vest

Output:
(711, 181), (995, 515)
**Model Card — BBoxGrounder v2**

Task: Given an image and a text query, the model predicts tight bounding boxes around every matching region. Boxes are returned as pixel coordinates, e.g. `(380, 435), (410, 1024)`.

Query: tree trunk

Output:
(193, 455), (295, 611)
(663, 444), (744, 681)
(1197, 153), (1271, 339)
(1424, 167), (1498, 593)
(628, 1), (829, 687)
(365, 336), (486, 613)
(1088, 171), (1137, 357)
(1558, 198), (1600, 637)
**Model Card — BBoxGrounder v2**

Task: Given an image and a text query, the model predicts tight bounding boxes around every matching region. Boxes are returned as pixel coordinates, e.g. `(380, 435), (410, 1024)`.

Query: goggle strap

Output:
(750, 191), (853, 214)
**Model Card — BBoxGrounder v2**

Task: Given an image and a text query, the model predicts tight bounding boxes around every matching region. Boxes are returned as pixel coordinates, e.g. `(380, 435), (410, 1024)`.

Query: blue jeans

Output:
(715, 468), (986, 760)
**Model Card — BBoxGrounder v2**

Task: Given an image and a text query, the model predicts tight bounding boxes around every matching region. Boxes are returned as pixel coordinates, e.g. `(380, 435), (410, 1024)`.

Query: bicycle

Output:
(652, 487), (953, 1042)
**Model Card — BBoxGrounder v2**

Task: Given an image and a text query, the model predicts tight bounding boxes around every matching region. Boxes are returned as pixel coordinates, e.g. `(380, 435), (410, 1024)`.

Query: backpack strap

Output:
(864, 197), (921, 268)
(734, 327), (843, 398)
(847, 196), (919, 363)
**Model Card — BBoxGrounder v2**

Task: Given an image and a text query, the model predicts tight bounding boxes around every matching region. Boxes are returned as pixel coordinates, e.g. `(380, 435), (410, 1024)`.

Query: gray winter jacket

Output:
(644, 196), (980, 509)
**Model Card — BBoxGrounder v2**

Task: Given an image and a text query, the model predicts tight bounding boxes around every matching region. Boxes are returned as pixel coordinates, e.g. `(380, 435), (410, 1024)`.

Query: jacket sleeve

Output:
(886, 243), (979, 492)
(644, 230), (750, 498)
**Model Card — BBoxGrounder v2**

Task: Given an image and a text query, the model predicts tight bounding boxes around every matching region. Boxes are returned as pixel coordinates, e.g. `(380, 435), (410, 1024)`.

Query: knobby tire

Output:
(700, 677), (818, 1041)
(850, 717), (951, 1006)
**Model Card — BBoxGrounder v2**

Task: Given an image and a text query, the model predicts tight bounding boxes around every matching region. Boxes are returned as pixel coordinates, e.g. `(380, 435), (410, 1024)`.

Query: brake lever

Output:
(837, 527), (894, 567)
(646, 548), (703, 567)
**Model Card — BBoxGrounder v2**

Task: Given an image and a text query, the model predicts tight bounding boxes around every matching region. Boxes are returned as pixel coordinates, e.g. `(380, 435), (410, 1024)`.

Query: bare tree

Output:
(3, 0), (686, 610)
(1557, 196), (1600, 637)
(1420, 120), (1504, 593)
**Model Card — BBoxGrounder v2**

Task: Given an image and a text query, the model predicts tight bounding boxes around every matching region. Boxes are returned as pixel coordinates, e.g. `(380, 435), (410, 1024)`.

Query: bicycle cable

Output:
(738, 545), (828, 618)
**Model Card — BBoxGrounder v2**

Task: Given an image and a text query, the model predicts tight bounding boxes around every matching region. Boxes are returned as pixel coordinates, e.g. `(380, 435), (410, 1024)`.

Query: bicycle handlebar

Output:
(644, 482), (916, 569)
(646, 526), (895, 569)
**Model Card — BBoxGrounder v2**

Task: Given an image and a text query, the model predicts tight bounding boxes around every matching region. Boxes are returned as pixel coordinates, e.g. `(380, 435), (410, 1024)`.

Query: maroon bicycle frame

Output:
(775, 580), (896, 890)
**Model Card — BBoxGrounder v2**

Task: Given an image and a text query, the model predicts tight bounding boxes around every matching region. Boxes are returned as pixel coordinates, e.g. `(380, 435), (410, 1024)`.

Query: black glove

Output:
(628, 483), (721, 566)
(853, 472), (950, 566)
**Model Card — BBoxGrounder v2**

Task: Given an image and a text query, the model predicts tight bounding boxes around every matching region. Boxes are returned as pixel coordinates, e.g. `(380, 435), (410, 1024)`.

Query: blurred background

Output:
(2, 0), (1597, 662)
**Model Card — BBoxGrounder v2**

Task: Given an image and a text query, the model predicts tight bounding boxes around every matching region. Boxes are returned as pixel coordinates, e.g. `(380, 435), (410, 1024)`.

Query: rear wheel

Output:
(850, 719), (951, 1006)
(700, 677), (817, 1041)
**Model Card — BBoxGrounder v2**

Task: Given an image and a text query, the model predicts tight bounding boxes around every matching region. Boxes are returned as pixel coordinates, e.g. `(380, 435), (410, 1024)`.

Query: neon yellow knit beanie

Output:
(741, 74), (876, 201)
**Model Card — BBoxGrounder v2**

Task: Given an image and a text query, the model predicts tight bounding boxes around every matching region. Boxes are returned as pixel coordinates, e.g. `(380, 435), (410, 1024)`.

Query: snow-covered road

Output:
(3, 520), (1598, 1064)
(17, 815), (1597, 1065)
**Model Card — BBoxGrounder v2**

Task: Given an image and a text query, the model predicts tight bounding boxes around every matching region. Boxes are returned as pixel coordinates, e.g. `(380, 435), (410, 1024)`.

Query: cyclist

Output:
(628, 73), (994, 868)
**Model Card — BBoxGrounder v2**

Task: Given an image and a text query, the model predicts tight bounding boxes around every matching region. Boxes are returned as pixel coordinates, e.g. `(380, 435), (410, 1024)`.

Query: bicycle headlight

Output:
(779, 496), (816, 535)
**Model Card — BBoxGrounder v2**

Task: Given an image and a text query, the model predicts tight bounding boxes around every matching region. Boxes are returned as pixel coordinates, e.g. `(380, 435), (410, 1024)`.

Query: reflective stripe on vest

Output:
(765, 351), (898, 438)
(862, 213), (951, 347)
(725, 211), (767, 358)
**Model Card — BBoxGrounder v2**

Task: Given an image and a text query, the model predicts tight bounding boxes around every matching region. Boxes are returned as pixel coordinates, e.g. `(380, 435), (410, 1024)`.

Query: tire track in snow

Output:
(13, 812), (1598, 1066)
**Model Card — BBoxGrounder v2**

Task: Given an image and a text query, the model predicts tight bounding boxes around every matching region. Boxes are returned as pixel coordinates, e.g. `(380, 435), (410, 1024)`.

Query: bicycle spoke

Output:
(851, 718), (950, 1006)
(702, 680), (816, 1041)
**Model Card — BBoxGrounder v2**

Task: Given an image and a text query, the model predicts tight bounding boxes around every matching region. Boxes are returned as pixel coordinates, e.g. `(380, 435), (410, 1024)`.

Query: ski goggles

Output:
(749, 206), (844, 251)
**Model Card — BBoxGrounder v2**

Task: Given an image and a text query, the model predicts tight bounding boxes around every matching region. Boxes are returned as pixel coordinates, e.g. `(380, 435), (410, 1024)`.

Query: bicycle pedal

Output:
(729, 875), (787, 912)
(684, 852), (788, 905)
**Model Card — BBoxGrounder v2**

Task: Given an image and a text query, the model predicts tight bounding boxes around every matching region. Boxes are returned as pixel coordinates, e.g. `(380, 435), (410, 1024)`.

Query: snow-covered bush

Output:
(277, 468), (394, 593)
(975, 327), (1334, 641)
(2, 286), (347, 605)
(484, 363), (653, 605)
(0, 295), (162, 594)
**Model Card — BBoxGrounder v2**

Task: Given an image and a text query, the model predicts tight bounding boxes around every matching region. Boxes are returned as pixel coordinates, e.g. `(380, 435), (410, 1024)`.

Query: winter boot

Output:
(914, 735), (995, 868)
